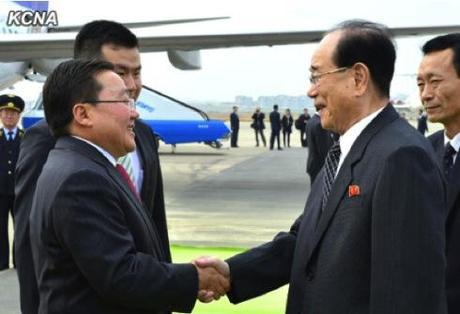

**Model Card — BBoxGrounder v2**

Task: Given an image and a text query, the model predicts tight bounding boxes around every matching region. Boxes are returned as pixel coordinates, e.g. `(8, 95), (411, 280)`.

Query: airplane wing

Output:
(2, 24), (460, 62)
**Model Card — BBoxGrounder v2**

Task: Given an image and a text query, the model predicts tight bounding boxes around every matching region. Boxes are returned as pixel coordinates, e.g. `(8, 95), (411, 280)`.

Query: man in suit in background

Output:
(418, 33), (460, 313)
(269, 104), (282, 150)
(230, 105), (239, 147)
(14, 20), (170, 314)
(417, 108), (429, 135)
(296, 108), (311, 147)
(251, 107), (266, 147)
(197, 20), (447, 314)
(0, 94), (24, 270)
(305, 112), (334, 184)
(30, 59), (228, 314)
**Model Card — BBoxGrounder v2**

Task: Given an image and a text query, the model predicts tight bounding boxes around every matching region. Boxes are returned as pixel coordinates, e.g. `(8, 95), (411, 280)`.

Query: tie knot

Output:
(445, 142), (456, 158)
(7, 131), (13, 141)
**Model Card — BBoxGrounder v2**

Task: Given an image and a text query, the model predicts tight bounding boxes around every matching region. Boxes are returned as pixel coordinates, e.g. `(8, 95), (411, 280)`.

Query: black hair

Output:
(43, 59), (114, 137)
(74, 20), (138, 60)
(422, 33), (460, 77)
(330, 19), (396, 98)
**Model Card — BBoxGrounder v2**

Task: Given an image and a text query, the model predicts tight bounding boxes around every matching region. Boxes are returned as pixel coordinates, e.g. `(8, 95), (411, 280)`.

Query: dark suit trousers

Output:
(254, 129), (266, 146)
(270, 130), (281, 149)
(300, 130), (307, 147)
(231, 128), (239, 147)
(0, 195), (14, 269)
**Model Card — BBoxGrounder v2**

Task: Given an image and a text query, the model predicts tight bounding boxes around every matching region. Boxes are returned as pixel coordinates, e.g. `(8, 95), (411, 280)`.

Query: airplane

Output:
(2, 1), (460, 148)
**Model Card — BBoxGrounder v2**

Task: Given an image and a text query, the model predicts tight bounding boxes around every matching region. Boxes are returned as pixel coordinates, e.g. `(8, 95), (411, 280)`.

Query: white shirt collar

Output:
(336, 106), (385, 174)
(444, 132), (460, 153)
(3, 127), (17, 138)
(71, 136), (117, 167)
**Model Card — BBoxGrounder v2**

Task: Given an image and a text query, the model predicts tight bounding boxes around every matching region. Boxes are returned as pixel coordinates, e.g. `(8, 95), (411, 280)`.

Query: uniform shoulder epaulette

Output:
(19, 128), (25, 138)
(0, 129), (3, 137)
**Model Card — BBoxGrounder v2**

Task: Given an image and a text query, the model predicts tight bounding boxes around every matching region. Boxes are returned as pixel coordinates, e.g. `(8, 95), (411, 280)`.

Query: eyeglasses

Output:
(85, 99), (136, 110)
(309, 67), (349, 85)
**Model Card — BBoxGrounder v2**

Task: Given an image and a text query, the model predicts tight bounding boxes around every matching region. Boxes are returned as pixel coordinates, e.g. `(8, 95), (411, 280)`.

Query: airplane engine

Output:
(167, 50), (201, 70)
(0, 62), (29, 90)
(31, 58), (68, 76)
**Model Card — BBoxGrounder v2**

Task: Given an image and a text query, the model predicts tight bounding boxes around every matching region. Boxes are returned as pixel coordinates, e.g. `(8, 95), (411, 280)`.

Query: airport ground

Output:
(0, 120), (443, 313)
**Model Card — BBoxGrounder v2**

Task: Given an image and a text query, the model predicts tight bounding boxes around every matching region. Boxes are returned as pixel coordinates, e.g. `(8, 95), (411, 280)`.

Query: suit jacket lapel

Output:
(106, 166), (166, 259)
(56, 137), (165, 259)
(429, 131), (458, 213)
(306, 105), (400, 264)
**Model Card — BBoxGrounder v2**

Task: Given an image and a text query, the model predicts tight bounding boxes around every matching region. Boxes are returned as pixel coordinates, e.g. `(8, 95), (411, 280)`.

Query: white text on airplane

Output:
(7, 10), (58, 27)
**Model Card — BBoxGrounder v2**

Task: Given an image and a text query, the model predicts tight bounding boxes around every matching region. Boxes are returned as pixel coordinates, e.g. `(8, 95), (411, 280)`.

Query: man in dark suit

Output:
(197, 20), (447, 314)
(296, 108), (311, 147)
(230, 106), (239, 147)
(30, 59), (228, 314)
(418, 33), (460, 313)
(269, 104), (282, 150)
(417, 108), (429, 135)
(305, 112), (334, 184)
(251, 107), (266, 147)
(15, 20), (173, 314)
(0, 94), (24, 270)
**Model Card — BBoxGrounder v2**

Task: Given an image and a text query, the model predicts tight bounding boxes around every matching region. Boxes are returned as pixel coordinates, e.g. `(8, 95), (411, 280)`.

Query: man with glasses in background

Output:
(196, 19), (447, 314)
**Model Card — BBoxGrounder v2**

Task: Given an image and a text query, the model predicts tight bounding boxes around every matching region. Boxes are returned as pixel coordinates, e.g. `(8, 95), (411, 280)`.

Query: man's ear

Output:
(351, 62), (370, 96)
(72, 103), (94, 127)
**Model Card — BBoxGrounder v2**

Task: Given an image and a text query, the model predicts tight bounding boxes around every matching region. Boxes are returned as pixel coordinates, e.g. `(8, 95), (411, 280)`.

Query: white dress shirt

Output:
(336, 106), (385, 176)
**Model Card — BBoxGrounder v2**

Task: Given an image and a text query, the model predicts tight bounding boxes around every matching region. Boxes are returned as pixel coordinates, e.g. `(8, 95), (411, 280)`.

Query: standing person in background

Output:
(14, 20), (170, 314)
(418, 33), (460, 313)
(417, 108), (429, 135)
(230, 105), (240, 148)
(251, 107), (266, 147)
(269, 104), (282, 150)
(295, 108), (311, 147)
(281, 108), (294, 147)
(0, 94), (24, 271)
(305, 112), (335, 183)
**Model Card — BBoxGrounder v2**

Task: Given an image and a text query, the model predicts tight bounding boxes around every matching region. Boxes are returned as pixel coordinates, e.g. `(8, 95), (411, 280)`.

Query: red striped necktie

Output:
(115, 164), (140, 200)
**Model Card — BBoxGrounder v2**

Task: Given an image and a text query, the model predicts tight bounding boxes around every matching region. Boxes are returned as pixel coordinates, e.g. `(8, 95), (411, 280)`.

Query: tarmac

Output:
(0, 122), (312, 313)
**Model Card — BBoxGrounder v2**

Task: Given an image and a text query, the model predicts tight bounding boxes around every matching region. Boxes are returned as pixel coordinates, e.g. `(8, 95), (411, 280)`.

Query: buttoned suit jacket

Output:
(230, 112), (240, 130)
(227, 105), (447, 314)
(270, 111), (281, 132)
(14, 119), (169, 314)
(429, 130), (460, 313)
(29, 136), (197, 314)
(0, 127), (23, 196)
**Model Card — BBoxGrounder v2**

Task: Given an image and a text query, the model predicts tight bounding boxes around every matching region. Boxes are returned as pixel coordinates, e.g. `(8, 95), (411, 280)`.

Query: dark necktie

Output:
(116, 164), (140, 200)
(322, 141), (341, 211)
(7, 131), (13, 141)
(444, 142), (456, 180)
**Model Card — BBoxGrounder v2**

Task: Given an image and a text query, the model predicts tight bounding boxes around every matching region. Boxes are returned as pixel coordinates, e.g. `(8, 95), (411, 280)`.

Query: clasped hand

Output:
(193, 256), (230, 303)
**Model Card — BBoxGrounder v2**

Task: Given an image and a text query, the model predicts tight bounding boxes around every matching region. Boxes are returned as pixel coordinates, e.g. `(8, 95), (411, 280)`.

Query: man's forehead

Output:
(100, 44), (141, 68)
(419, 49), (455, 76)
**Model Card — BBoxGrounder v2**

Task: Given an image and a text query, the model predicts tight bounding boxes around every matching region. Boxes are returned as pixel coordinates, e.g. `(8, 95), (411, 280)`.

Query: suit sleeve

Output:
(370, 146), (447, 314)
(52, 170), (198, 313)
(226, 215), (301, 303)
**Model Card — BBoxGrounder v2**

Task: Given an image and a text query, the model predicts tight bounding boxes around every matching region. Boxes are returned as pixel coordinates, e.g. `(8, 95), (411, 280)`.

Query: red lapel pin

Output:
(348, 185), (360, 197)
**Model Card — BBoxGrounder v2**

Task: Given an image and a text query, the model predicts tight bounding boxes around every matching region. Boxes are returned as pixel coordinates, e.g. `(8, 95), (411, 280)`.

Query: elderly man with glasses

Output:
(196, 19), (447, 314)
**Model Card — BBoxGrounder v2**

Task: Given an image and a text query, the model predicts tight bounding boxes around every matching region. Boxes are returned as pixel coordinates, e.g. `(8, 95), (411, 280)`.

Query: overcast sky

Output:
(12, 0), (460, 101)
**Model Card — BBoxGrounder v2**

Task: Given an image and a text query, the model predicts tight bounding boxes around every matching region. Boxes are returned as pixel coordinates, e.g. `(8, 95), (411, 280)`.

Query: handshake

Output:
(193, 256), (231, 303)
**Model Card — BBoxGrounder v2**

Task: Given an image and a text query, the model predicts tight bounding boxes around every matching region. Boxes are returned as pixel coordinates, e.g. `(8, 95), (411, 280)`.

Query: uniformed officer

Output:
(0, 94), (24, 270)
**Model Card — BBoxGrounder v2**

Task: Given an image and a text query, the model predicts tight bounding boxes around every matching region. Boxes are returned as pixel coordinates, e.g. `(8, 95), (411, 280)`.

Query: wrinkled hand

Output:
(193, 256), (230, 303)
